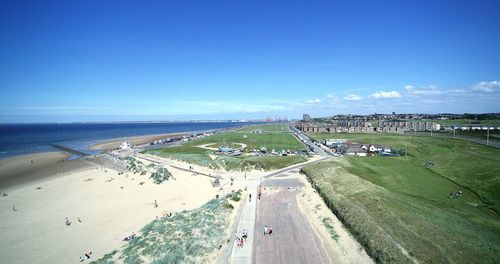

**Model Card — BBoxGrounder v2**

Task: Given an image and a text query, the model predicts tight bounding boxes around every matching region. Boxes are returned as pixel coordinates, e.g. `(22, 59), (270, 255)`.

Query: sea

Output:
(0, 122), (259, 159)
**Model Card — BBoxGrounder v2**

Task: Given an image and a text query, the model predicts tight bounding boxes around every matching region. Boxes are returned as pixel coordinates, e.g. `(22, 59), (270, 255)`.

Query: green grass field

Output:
(238, 123), (292, 133)
(303, 133), (500, 263)
(144, 124), (307, 171)
(91, 193), (239, 264)
(435, 129), (500, 141)
(435, 118), (500, 126)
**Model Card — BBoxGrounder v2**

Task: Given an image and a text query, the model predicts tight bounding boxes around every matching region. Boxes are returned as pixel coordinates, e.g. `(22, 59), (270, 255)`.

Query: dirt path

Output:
(197, 143), (247, 151)
(253, 178), (330, 264)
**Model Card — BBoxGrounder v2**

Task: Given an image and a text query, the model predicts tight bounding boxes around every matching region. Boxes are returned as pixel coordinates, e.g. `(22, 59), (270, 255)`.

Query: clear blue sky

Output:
(1, 0), (499, 122)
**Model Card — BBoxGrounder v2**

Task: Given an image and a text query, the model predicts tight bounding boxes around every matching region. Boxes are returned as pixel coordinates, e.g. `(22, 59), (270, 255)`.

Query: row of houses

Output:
(450, 125), (500, 130)
(148, 131), (216, 146)
(379, 121), (440, 132)
(322, 139), (393, 156)
(295, 123), (377, 133)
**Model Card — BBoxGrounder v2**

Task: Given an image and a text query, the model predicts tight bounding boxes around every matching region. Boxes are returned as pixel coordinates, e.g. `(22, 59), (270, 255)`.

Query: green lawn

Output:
(144, 125), (307, 171)
(435, 118), (500, 126)
(92, 193), (239, 264)
(435, 129), (500, 141)
(238, 123), (292, 133)
(303, 133), (500, 263)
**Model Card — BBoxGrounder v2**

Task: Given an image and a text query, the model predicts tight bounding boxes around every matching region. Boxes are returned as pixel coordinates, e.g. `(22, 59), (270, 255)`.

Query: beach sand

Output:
(0, 153), (219, 264)
(0, 152), (74, 189)
(89, 132), (190, 150)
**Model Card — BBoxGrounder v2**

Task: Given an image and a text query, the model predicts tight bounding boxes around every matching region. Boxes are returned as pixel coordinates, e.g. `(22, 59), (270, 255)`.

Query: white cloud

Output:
(405, 85), (442, 95)
(344, 94), (362, 101)
(326, 94), (336, 98)
(371, 91), (401, 99)
(305, 98), (322, 104)
(471, 81), (500, 93)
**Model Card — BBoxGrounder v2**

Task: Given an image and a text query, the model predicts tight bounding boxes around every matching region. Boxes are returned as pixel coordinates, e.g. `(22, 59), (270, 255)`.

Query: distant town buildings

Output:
(296, 119), (440, 133)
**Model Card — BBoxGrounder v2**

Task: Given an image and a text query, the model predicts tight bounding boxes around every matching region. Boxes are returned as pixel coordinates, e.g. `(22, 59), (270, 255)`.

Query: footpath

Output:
(229, 180), (259, 264)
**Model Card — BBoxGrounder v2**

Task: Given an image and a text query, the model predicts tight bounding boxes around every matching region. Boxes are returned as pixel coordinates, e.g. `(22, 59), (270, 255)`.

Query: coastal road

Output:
(289, 126), (334, 156)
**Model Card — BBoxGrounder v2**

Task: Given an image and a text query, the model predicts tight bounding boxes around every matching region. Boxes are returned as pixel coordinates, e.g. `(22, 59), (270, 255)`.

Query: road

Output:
(289, 126), (335, 156)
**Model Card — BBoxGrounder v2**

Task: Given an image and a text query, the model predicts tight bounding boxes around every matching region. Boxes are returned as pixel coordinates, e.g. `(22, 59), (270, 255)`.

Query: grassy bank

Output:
(92, 192), (240, 264)
(302, 134), (500, 263)
(145, 124), (307, 171)
(146, 147), (307, 171)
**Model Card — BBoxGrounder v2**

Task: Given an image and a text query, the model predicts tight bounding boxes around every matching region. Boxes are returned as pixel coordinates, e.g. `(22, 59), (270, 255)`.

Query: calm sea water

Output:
(0, 122), (258, 159)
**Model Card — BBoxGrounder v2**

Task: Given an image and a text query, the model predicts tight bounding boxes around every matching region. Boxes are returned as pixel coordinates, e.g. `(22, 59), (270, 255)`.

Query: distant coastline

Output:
(0, 121), (265, 159)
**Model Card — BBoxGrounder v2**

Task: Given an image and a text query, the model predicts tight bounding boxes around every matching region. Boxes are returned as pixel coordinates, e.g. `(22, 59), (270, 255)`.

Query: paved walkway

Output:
(225, 157), (332, 264)
(229, 180), (259, 264)
(253, 178), (329, 264)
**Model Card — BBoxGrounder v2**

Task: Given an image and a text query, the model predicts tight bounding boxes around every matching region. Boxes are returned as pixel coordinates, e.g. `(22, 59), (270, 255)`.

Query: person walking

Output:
(264, 225), (268, 235)
(249, 194), (252, 202)
(154, 200), (158, 208)
(242, 229), (248, 240)
(268, 227), (273, 235)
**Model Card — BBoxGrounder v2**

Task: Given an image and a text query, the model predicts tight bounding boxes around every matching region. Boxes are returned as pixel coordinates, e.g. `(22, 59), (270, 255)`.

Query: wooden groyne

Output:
(48, 143), (90, 157)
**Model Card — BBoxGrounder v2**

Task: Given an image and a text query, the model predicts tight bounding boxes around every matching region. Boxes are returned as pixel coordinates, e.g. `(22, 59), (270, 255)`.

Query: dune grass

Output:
(302, 134), (500, 263)
(91, 192), (239, 264)
(123, 157), (172, 184)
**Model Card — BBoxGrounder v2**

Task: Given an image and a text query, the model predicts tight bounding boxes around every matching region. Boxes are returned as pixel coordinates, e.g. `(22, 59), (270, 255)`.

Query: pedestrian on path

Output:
(249, 194), (252, 202)
(242, 229), (248, 240)
(264, 225), (268, 235)
(268, 227), (273, 235)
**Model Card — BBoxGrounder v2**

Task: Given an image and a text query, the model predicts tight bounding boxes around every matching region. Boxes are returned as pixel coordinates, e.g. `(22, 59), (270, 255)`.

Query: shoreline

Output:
(0, 152), (93, 191)
(88, 132), (193, 150)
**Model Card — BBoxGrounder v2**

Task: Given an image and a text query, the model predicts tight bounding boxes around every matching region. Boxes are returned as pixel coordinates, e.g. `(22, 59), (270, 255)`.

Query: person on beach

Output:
(78, 217), (82, 223)
(65, 217), (71, 226)
(268, 227), (273, 235)
(264, 225), (268, 235)
(154, 200), (158, 208)
(249, 193), (252, 202)
(12, 206), (16, 212)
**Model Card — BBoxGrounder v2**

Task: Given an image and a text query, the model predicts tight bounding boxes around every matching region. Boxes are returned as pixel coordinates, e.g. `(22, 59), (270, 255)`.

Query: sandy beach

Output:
(0, 152), (73, 189)
(0, 153), (222, 264)
(89, 132), (191, 151)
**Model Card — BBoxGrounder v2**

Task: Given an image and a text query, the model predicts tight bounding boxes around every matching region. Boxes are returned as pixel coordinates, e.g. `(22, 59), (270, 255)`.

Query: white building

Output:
(120, 141), (131, 149)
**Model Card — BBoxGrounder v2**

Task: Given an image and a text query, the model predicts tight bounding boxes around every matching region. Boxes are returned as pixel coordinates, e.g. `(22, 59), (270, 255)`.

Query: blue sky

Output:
(1, 0), (499, 122)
